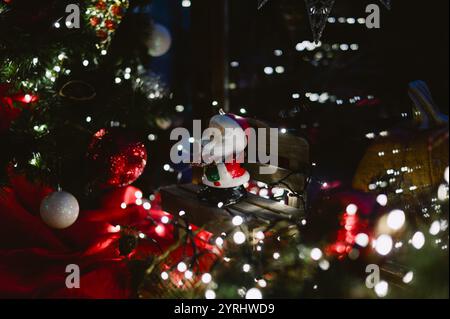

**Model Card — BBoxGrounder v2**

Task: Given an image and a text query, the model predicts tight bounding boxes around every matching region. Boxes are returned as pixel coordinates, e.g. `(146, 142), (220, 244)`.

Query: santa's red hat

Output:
(210, 110), (251, 139)
(224, 113), (250, 132)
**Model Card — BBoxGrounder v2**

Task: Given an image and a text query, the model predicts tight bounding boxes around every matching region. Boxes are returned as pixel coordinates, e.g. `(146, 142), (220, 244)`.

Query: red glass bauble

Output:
(86, 128), (148, 188)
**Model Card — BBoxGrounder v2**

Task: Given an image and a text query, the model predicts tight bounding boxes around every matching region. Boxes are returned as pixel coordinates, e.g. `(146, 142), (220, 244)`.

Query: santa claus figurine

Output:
(198, 110), (251, 207)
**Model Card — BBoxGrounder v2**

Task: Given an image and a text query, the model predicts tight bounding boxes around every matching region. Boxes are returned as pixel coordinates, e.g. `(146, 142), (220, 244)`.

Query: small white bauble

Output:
(147, 23), (172, 57)
(40, 191), (80, 229)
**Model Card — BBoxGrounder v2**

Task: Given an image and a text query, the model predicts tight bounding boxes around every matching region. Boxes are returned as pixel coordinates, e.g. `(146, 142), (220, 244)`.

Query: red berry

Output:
(90, 17), (101, 27)
(96, 30), (108, 41)
(111, 4), (123, 17)
(96, 1), (107, 10)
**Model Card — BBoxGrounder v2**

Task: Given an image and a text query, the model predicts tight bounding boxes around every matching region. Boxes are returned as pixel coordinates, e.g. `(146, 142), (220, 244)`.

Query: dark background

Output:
(150, 0), (449, 189)
(227, 0), (449, 114)
(223, 0), (449, 184)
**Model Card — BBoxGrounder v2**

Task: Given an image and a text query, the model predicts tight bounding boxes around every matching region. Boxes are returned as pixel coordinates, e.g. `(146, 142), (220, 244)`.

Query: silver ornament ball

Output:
(147, 23), (172, 57)
(40, 191), (80, 229)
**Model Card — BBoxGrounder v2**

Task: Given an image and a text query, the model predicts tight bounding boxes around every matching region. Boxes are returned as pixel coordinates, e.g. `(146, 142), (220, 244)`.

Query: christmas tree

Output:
(0, 0), (448, 300)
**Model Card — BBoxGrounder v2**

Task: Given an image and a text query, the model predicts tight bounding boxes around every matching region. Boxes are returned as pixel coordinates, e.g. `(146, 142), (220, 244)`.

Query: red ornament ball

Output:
(87, 128), (148, 188)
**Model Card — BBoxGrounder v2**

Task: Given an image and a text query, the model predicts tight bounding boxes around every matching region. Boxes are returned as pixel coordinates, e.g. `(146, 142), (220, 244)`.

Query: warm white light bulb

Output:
(245, 288), (263, 299)
(258, 279), (267, 288)
(232, 216), (244, 226)
(411, 232), (425, 250)
(177, 262), (187, 273)
(374, 281), (388, 297)
(242, 264), (251, 272)
(215, 237), (224, 247)
(310, 248), (323, 261)
(355, 233), (370, 247)
(346, 204), (358, 215)
(376, 194), (388, 207)
(445, 167), (449, 183)
(205, 289), (216, 299)
(403, 271), (414, 284)
(233, 232), (246, 245)
(161, 272), (169, 280)
(387, 209), (406, 231)
(375, 234), (393, 256)
(255, 231), (265, 240)
(429, 221), (441, 236)
(201, 273), (212, 284)
(184, 270), (193, 280)
(161, 216), (170, 224)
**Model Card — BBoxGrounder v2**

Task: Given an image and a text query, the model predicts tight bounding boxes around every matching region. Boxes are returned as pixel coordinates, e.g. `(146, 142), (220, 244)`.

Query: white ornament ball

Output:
(40, 191), (80, 229)
(147, 24), (172, 57)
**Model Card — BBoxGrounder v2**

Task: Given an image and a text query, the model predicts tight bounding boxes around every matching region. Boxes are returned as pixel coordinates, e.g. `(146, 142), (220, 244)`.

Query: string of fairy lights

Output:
(4, 0), (174, 133)
(109, 162), (448, 299)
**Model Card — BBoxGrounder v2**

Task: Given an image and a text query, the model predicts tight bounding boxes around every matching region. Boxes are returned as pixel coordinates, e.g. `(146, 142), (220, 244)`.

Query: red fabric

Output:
(0, 174), (218, 299)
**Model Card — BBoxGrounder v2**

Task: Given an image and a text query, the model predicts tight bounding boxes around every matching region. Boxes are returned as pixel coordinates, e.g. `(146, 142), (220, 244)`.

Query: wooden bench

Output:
(161, 118), (310, 235)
